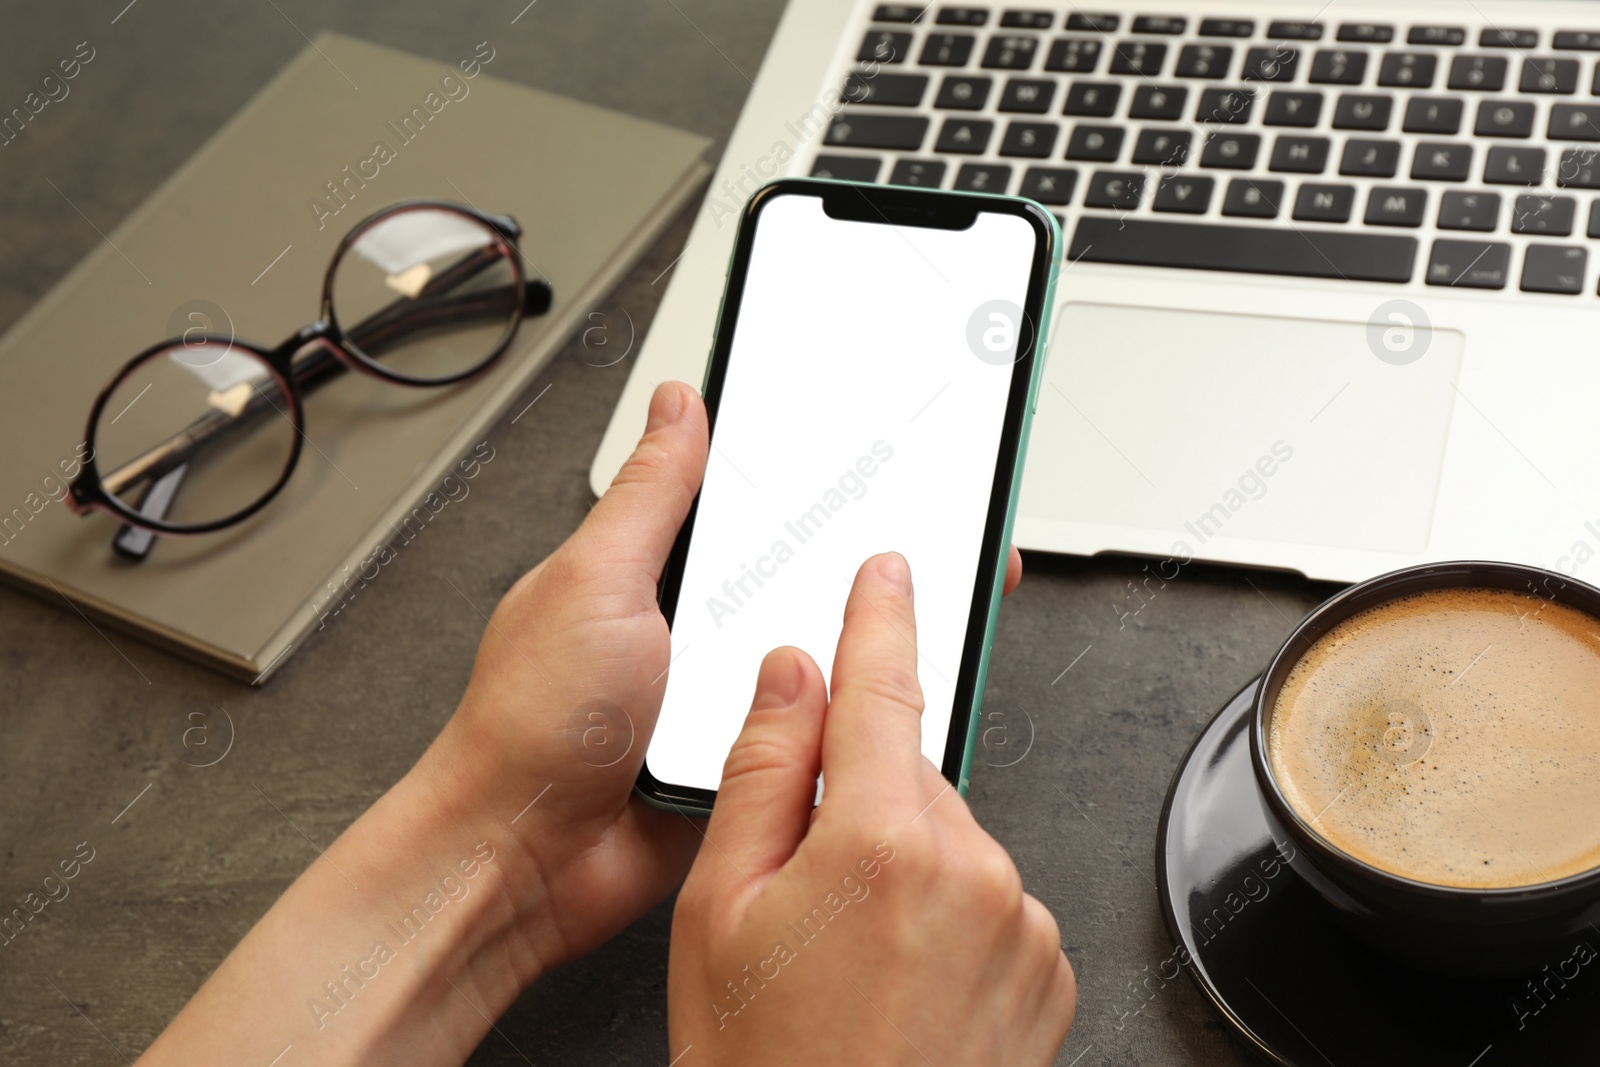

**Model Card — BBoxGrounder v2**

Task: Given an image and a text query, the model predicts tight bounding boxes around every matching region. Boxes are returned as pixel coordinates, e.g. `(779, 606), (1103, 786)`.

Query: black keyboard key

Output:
(1550, 104), (1600, 141)
(825, 113), (929, 150)
(1411, 141), (1473, 181)
(1333, 94), (1393, 130)
(1409, 26), (1465, 47)
(1065, 124), (1125, 161)
(954, 162), (1012, 191)
(1001, 11), (1054, 30)
(1269, 135), (1330, 173)
(888, 159), (947, 187)
(1083, 171), (1145, 209)
(1589, 200), (1600, 238)
(1365, 186), (1427, 226)
(1131, 128), (1192, 165)
(1310, 49), (1367, 85)
(1558, 148), (1600, 189)
(1338, 24), (1394, 44)
(1128, 84), (1188, 120)
(920, 33), (977, 66)
(1045, 38), (1103, 73)
(1154, 175), (1214, 213)
(1111, 41), (1168, 76)
(937, 7), (988, 25)
(844, 71), (929, 106)
(1175, 44), (1232, 78)
(1521, 58), (1580, 94)
(1474, 100), (1535, 138)
(1522, 245), (1587, 293)
(937, 75), (994, 109)
(1267, 21), (1323, 41)
(1222, 179), (1284, 218)
(1554, 31), (1600, 52)
(935, 117), (994, 153)
(1000, 120), (1059, 157)
(1019, 166), (1077, 203)
(1340, 138), (1401, 177)
(1066, 13), (1118, 32)
(1484, 145), (1547, 184)
(872, 5), (923, 23)
(1483, 28), (1538, 49)
(1378, 53), (1436, 88)
(1294, 183), (1355, 222)
(1438, 191), (1500, 231)
(1069, 216), (1416, 281)
(1200, 131), (1261, 169)
(1200, 19), (1254, 38)
(1133, 16), (1185, 34)
(984, 35), (1041, 69)
(1403, 97), (1464, 134)
(811, 154), (883, 181)
(1196, 88), (1254, 123)
(999, 78), (1055, 112)
(860, 30), (913, 63)
(1243, 46), (1299, 81)
(1063, 82), (1122, 116)
(1513, 195), (1577, 235)
(1449, 55), (1508, 91)
(1427, 239), (1511, 288)
(1264, 91), (1324, 127)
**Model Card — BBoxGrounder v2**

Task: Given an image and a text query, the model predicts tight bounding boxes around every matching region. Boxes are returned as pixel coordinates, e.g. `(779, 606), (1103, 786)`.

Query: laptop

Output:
(593, 0), (1600, 585)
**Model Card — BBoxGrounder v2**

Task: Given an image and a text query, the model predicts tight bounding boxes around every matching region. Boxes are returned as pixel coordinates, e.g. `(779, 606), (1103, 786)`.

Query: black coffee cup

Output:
(1249, 560), (1600, 978)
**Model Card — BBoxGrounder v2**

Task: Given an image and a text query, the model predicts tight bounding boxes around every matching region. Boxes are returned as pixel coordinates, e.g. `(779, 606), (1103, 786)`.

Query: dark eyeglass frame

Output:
(66, 199), (552, 547)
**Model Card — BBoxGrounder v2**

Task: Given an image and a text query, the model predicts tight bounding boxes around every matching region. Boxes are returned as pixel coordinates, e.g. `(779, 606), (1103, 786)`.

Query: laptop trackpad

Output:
(1023, 302), (1464, 556)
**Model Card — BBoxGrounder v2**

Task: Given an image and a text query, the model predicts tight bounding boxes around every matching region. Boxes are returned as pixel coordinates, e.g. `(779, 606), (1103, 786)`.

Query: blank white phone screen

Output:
(648, 192), (1039, 794)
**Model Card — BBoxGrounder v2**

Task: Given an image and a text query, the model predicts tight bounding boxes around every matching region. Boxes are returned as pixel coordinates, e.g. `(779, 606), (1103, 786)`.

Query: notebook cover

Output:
(0, 33), (711, 682)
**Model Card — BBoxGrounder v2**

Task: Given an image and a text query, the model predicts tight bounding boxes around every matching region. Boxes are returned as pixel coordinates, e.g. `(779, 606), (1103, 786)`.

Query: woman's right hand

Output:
(667, 552), (1076, 1064)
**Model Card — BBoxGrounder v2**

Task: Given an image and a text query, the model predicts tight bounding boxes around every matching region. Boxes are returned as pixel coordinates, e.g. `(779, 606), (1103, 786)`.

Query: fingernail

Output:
(646, 383), (688, 433)
(752, 648), (806, 711)
(875, 552), (912, 597)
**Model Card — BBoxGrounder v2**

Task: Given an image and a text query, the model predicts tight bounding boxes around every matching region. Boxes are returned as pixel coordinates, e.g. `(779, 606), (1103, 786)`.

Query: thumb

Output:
(701, 646), (829, 892)
(569, 380), (708, 579)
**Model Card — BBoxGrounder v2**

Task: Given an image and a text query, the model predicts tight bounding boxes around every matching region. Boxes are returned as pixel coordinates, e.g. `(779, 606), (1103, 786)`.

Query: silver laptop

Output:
(593, 0), (1600, 585)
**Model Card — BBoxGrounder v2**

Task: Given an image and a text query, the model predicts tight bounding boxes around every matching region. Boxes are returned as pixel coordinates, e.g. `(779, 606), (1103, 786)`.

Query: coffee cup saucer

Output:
(1156, 679), (1599, 1065)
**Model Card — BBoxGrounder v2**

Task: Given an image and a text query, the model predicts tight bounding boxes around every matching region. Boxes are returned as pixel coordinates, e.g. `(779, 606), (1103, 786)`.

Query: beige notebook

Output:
(0, 33), (710, 682)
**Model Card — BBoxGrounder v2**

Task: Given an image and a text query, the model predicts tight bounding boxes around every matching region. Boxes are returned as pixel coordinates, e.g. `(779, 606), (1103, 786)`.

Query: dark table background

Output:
(0, 2), (1336, 1063)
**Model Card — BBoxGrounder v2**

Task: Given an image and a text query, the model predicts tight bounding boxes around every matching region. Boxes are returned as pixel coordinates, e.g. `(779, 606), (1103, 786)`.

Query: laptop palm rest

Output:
(1020, 302), (1464, 557)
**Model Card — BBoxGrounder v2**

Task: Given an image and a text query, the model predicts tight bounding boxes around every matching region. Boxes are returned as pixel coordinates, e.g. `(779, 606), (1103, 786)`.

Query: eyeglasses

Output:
(65, 200), (551, 560)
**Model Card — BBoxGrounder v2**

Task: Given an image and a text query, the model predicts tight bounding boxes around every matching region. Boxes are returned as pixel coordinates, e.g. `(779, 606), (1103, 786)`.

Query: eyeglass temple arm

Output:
(342, 237), (550, 345)
(113, 463), (188, 560)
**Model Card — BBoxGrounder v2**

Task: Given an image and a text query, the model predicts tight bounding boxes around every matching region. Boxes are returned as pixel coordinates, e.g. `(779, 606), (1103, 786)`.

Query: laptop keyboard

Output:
(810, 5), (1600, 294)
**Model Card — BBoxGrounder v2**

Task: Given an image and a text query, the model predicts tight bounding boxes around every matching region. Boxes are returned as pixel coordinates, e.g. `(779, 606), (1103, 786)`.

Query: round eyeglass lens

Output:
(93, 342), (298, 529)
(330, 208), (520, 381)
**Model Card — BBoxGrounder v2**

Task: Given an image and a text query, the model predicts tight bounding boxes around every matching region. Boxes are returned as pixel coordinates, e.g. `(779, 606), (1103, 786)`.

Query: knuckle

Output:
(965, 844), (1024, 912)
(846, 587), (916, 634)
(837, 669), (925, 716)
(1051, 953), (1079, 1027)
(720, 730), (799, 783)
(1023, 893), (1063, 956)
(615, 436), (697, 499)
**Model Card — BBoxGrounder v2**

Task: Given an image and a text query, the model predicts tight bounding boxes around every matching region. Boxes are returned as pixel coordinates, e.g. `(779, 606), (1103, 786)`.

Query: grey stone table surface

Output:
(0, 3), (1336, 1064)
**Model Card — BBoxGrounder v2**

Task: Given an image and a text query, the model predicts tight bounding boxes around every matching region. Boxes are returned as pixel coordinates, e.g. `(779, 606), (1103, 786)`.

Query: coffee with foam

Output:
(1268, 587), (1600, 889)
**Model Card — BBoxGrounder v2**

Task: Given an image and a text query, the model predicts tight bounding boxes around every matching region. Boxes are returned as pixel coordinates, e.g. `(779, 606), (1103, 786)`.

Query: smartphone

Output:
(637, 178), (1059, 815)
